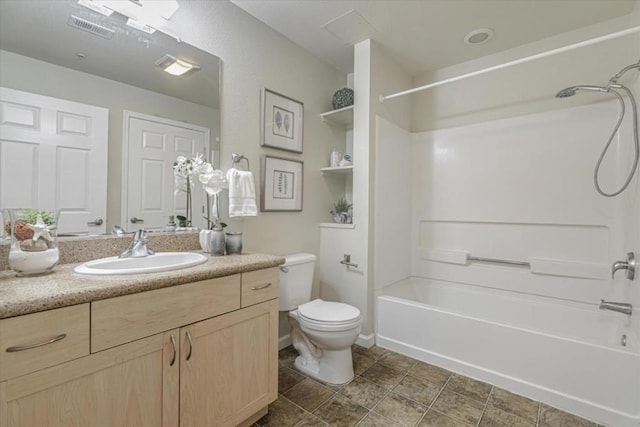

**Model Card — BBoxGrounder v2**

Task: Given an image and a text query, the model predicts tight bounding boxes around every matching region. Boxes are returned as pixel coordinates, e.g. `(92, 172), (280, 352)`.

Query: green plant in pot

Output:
(330, 198), (352, 224)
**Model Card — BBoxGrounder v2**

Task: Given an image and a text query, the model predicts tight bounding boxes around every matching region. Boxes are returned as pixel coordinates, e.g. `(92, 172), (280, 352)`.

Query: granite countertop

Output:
(0, 253), (285, 319)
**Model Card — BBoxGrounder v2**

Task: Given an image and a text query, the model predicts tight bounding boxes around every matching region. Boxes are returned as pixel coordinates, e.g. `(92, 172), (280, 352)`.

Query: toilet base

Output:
(293, 348), (354, 385)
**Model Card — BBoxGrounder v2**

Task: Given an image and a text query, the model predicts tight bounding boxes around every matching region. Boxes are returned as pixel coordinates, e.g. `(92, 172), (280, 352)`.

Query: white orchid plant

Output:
(173, 153), (227, 229)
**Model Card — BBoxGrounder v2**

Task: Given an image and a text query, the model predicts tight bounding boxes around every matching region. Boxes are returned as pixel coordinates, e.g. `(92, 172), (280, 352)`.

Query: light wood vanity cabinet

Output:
(0, 267), (280, 427)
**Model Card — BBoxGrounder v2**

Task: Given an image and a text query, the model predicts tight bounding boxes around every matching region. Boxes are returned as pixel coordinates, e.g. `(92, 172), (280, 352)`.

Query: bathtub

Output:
(376, 277), (640, 427)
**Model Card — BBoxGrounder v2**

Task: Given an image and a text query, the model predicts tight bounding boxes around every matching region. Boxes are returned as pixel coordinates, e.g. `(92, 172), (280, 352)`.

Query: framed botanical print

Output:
(260, 155), (303, 212)
(261, 88), (303, 153)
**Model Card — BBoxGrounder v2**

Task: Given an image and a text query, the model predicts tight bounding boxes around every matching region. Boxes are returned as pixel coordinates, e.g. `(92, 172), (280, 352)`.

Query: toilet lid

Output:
(298, 299), (361, 323)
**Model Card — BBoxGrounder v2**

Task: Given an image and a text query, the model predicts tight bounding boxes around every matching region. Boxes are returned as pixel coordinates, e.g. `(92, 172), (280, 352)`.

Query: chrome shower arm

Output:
(609, 59), (640, 85)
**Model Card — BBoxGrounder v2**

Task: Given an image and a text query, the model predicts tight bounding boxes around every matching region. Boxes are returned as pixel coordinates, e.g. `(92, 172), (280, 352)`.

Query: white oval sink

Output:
(74, 252), (208, 275)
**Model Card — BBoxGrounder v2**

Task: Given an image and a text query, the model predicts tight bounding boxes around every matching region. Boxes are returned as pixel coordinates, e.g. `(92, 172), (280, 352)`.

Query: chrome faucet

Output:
(119, 228), (155, 258)
(599, 299), (632, 315)
(612, 252), (636, 280)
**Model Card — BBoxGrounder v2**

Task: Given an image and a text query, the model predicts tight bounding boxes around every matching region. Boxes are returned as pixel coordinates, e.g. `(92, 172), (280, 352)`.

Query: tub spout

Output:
(599, 299), (632, 315)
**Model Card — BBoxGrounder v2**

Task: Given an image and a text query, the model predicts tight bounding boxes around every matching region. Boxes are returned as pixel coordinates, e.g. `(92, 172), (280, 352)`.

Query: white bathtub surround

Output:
(372, 89), (640, 426)
(377, 277), (639, 427)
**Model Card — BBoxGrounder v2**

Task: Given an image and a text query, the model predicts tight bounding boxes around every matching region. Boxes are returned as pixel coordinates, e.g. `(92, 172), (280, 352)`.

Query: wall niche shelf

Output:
(321, 165), (353, 175)
(320, 105), (354, 128)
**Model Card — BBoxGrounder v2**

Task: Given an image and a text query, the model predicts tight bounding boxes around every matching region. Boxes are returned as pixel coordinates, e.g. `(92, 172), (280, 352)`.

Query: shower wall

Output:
(409, 98), (637, 308)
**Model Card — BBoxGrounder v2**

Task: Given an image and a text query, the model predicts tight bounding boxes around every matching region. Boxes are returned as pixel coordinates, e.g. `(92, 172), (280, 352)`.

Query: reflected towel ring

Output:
(231, 153), (250, 170)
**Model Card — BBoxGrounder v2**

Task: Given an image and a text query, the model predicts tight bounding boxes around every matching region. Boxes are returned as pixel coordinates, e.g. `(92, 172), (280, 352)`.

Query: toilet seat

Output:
(295, 299), (362, 332)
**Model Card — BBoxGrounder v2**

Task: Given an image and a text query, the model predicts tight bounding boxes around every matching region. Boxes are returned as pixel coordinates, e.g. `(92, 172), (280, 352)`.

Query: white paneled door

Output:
(123, 111), (209, 231)
(0, 87), (108, 234)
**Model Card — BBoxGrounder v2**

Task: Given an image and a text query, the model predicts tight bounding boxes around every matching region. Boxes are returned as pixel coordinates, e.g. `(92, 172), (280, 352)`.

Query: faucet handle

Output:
(612, 252), (636, 280)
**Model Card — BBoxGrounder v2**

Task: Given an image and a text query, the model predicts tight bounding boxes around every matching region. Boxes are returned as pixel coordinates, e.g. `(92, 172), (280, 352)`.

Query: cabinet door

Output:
(180, 300), (278, 427)
(1, 330), (179, 427)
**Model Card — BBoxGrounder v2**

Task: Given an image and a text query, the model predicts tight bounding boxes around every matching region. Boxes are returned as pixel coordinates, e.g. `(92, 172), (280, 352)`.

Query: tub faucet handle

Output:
(612, 252), (636, 280)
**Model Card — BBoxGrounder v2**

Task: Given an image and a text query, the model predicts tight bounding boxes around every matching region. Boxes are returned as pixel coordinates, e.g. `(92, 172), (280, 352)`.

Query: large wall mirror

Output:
(0, 0), (221, 235)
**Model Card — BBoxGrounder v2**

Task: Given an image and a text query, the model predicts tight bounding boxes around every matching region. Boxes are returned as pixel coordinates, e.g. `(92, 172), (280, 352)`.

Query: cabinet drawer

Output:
(0, 304), (90, 381)
(91, 274), (241, 352)
(241, 268), (279, 307)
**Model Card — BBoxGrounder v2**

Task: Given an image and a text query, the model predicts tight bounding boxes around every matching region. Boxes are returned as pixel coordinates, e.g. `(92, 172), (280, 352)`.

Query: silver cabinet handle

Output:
(185, 331), (193, 361)
(251, 282), (272, 291)
(169, 335), (177, 367)
(130, 217), (144, 224)
(6, 333), (67, 352)
(87, 218), (103, 226)
(280, 266), (289, 273)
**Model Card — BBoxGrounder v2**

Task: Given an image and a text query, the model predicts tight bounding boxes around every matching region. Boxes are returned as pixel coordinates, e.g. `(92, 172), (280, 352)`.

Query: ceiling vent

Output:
(67, 15), (115, 39)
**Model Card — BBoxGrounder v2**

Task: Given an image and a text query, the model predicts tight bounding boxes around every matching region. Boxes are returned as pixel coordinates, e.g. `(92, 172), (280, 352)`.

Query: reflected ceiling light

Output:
(78, 0), (179, 35)
(155, 54), (200, 76)
(78, 0), (114, 16)
(126, 18), (156, 34)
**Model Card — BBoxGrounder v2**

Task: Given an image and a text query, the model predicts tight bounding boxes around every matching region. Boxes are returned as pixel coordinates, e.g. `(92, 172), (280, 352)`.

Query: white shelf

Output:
(319, 223), (355, 229)
(321, 165), (353, 175)
(320, 105), (354, 128)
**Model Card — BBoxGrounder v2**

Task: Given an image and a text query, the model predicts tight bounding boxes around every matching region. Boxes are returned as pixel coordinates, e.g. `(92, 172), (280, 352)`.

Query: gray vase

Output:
(225, 232), (243, 255)
(209, 229), (225, 256)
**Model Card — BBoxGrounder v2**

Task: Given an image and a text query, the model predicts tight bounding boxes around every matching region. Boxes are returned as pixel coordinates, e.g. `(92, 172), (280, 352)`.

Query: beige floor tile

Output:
(284, 378), (336, 412)
(339, 376), (389, 409)
(431, 390), (485, 426)
(313, 394), (368, 427)
(539, 404), (597, 427)
(445, 374), (492, 403)
(279, 346), (299, 368)
(489, 387), (539, 424)
(257, 396), (307, 427)
(408, 361), (452, 387)
(373, 392), (427, 427)
(357, 411), (403, 427)
(294, 413), (330, 426)
(279, 366), (307, 394)
(418, 409), (474, 427)
(353, 345), (389, 361)
(360, 362), (406, 389)
(479, 405), (535, 427)
(392, 374), (441, 406)
(353, 352), (376, 376)
(378, 351), (418, 373)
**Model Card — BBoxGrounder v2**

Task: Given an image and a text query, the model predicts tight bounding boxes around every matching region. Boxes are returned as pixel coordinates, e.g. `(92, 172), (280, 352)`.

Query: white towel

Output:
(226, 168), (258, 217)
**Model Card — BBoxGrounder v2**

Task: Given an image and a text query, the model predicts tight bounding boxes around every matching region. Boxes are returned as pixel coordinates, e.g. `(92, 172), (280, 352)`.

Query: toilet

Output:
(279, 253), (362, 385)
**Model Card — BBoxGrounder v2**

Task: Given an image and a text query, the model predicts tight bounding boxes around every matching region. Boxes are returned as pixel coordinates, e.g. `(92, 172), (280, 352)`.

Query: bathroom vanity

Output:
(0, 253), (284, 427)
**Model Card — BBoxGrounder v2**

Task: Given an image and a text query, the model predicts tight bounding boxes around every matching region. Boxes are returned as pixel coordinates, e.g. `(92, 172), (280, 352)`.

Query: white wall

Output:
(170, 1), (346, 258)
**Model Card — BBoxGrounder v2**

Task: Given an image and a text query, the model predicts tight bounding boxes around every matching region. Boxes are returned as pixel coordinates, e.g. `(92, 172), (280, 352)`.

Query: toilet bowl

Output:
(289, 299), (362, 384)
(279, 253), (362, 384)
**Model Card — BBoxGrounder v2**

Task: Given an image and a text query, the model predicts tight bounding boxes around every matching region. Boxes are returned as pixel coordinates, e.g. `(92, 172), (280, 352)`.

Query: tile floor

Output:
(256, 345), (603, 427)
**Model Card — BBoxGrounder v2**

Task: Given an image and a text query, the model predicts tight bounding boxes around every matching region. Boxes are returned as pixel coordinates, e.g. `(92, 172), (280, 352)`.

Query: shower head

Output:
(555, 85), (611, 98)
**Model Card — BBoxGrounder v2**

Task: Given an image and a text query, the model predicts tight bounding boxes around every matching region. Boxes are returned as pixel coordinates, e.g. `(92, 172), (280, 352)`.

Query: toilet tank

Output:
(279, 253), (316, 311)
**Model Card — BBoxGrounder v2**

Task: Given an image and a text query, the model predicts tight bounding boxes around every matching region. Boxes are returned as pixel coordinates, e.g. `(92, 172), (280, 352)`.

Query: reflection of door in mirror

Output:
(0, 87), (108, 235)
(123, 111), (209, 232)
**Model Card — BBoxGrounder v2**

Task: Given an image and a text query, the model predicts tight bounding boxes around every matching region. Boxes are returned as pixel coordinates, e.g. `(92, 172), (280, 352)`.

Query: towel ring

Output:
(231, 153), (250, 170)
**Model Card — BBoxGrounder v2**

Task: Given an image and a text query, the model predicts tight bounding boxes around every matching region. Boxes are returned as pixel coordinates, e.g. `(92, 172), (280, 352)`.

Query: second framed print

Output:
(261, 88), (303, 153)
(261, 155), (303, 212)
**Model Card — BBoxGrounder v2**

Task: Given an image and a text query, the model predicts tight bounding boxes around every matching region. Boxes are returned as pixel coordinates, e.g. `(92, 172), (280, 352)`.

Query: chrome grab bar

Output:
(468, 256), (530, 267)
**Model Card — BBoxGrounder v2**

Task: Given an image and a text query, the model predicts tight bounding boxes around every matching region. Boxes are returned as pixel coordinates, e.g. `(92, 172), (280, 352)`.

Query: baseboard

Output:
(278, 333), (374, 350)
(355, 333), (375, 348)
(278, 334), (292, 350)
